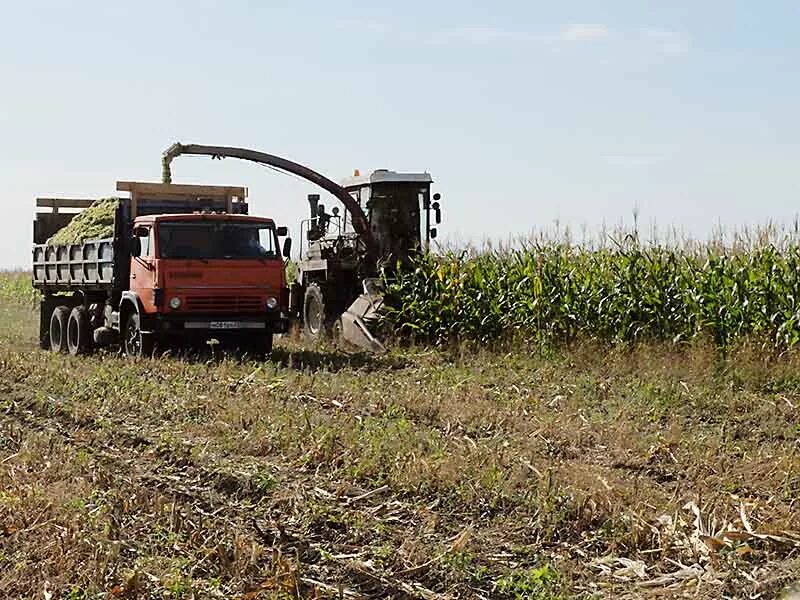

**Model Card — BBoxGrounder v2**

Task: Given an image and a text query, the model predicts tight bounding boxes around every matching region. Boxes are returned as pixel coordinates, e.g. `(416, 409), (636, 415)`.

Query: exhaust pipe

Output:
(307, 194), (319, 219)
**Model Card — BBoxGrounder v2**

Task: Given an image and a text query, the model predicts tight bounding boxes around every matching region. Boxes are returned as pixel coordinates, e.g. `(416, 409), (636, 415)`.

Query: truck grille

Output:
(184, 295), (264, 312)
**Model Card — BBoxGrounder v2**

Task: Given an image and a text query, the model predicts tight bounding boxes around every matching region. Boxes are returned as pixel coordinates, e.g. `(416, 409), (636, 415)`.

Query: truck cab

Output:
(33, 181), (291, 357)
(125, 212), (289, 353)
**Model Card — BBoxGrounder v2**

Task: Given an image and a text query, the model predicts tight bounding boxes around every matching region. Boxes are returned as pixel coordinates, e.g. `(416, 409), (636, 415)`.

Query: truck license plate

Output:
(210, 321), (241, 330)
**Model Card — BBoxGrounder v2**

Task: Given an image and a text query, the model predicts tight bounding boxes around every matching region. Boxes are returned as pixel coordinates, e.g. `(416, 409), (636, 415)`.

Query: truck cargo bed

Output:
(32, 238), (116, 291)
(32, 182), (248, 294)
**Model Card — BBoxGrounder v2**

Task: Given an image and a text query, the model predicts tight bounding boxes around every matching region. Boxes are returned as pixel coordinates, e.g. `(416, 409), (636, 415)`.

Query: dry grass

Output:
(1, 275), (800, 598)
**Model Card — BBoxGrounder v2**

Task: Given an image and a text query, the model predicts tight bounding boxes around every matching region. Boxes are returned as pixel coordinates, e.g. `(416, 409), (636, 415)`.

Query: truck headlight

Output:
(169, 296), (182, 309)
(266, 296), (279, 310)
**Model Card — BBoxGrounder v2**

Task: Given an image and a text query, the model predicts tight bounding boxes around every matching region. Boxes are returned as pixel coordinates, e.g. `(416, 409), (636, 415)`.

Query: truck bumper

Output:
(147, 313), (290, 335)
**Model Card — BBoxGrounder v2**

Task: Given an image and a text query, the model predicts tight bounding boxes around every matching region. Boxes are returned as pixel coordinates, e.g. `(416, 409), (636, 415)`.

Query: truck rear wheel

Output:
(49, 305), (70, 353)
(123, 312), (154, 357)
(67, 306), (92, 356)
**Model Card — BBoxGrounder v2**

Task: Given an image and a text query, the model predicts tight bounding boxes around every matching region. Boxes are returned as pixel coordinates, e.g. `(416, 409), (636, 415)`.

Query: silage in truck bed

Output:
(47, 198), (119, 245)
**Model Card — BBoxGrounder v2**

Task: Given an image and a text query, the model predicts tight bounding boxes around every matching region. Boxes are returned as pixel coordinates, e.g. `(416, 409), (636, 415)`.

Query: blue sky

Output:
(1, 1), (798, 267)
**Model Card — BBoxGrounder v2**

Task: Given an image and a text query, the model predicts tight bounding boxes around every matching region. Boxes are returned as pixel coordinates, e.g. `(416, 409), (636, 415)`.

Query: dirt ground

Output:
(1, 302), (799, 599)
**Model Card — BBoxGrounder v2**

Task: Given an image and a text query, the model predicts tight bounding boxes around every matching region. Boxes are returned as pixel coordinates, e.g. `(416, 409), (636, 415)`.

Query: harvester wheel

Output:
(303, 283), (328, 343)
(123, 312), (154, 357)
(49, 305), (70, 353)
(67, 306), (92, 356)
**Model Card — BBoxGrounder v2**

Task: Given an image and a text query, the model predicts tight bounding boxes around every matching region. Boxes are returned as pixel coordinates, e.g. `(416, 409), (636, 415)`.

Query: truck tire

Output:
(67, 306), (92, 356)
(258, 333), (274, 356)
(93, 326), (118, 348)
(49, 305), (70, 353)
(123, 312), (154, 357)
(39, 298), (55, 349)
(303, 283), (328, 343)
(243, 333), (274, 358)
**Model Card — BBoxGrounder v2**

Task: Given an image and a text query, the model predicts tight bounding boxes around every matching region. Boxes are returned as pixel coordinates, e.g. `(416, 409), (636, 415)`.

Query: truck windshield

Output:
(157, 221), (279, 260)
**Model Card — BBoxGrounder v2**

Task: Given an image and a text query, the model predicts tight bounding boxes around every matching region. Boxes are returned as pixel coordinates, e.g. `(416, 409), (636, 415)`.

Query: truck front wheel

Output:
(49, 305), (70, 353)
(123, 312), (154, 357)
(67, 306), (92, 356)
(259, 333), (274, 355)
(242, 333), (273, 358)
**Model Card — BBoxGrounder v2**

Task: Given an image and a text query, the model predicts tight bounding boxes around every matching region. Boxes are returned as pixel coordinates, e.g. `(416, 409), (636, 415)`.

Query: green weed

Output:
(495, 565), (566, 599)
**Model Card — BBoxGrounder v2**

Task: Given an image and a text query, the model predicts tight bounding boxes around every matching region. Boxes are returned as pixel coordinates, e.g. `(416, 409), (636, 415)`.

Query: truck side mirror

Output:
(130, 236), (141, 257)
(282, 237), (292, 258)
(432, 201), (441, 224)
(276, 226), (288, 237)
(429, 228), (438, 240)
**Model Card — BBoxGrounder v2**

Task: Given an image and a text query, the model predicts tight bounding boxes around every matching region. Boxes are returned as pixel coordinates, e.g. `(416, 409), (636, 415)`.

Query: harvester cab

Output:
(339, 169), (440, 267)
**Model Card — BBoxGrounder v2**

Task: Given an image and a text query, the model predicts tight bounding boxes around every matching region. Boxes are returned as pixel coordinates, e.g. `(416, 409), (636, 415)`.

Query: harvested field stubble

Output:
(1, 271), (799, 598)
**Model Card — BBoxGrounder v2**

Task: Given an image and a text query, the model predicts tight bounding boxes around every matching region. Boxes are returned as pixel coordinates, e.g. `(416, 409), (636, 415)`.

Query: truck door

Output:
(130, 225), (158, 312)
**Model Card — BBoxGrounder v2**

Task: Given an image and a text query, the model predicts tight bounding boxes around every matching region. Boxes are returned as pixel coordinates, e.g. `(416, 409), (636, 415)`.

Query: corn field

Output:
(0, 270), (38, 307)
(382, 236), (800, 349)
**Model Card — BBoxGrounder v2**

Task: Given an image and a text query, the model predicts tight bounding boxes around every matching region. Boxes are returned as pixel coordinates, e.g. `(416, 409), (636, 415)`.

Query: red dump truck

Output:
(32, 181), (291, 356)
